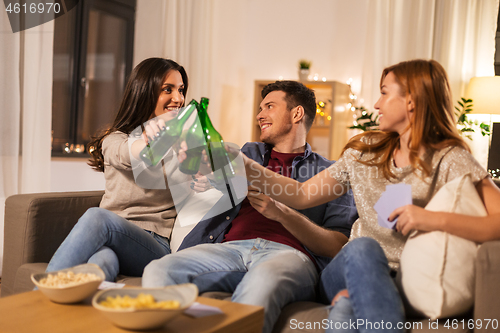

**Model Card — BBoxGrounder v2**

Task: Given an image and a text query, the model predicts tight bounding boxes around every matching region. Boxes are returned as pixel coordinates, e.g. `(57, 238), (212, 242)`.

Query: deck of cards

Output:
(373, 184), (412, 229)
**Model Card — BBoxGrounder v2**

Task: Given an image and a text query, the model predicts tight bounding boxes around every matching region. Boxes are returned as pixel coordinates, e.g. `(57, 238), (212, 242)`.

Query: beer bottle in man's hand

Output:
(179, 116), (205, 174)
(197, 97), (236, 184)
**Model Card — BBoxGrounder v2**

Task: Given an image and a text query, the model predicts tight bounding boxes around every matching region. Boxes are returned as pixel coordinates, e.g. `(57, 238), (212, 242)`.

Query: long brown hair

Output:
(343, 59), (469, 179)
(87, 58), (189, 172)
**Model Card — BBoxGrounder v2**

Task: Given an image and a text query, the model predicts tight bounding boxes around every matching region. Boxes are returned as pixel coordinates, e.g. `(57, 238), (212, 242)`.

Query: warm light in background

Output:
(465, 76), (500, 115)
(465, 76), (500, 176)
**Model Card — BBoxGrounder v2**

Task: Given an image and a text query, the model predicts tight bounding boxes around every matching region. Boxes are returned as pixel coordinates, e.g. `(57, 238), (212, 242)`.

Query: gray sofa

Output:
(2, 184), (500, 332)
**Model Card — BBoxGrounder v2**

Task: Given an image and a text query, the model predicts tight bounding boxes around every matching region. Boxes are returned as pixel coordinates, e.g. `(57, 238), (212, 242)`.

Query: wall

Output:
(134, 0), (370, 148)
(50, 158), (105, 192)
(51, 0), (370, 192)
(210, 0), (370, 147)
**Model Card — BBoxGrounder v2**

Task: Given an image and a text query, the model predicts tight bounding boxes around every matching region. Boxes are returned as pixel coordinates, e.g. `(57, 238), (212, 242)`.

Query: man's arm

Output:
(247, 187), (348, 257)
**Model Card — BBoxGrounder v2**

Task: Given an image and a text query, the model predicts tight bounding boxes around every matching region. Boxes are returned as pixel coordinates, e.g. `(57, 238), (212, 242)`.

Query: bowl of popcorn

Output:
(31, 263), (105, 304)
(92, 283), (198, 331)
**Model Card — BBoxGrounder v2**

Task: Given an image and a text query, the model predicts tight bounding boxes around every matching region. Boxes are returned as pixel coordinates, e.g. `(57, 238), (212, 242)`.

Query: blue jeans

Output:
(319, 237), (405, 333)
(46, 207), (171, 281)
(143, 238), (318, 333)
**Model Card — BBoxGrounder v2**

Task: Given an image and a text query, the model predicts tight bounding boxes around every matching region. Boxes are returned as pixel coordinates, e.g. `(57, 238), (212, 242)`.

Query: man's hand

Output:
(177, 141), (212, 175)
(331, 289), (349, 306)
(191, 172), (212, 192)
(247, 185), (289, 222)
(177, 141), (188, 163)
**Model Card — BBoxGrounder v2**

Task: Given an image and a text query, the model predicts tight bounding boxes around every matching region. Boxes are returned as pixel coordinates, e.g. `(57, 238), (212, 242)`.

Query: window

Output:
(52, 0), (136, 156)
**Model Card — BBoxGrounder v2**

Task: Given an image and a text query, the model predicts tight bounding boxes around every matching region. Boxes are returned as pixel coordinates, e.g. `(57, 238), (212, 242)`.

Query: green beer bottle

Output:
(140, 99), (198, 166)
(179, 116), (205, 174)
(197, 97), (236, 184)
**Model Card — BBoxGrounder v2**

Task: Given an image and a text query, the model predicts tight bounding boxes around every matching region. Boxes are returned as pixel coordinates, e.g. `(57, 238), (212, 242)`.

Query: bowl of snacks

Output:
(92, 283), (198, 331)
(31, 263), (105, 304)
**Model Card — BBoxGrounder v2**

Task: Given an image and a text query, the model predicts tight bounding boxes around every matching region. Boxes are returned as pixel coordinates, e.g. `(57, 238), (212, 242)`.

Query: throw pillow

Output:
(397, 173), (486, 319)
(170, 189), (223, 253)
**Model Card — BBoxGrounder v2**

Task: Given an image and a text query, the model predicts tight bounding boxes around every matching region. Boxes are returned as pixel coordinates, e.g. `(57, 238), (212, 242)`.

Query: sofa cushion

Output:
(398, 173), (485, 319)
(2, 191), (104, 297)
(199, 291), (232, 301)
(14, 263), (48, 294)
(115, 276), (142, 286)
(14, 263), (143, 295)
(474, 241), (500, 326)
(272, 301), (329, 333)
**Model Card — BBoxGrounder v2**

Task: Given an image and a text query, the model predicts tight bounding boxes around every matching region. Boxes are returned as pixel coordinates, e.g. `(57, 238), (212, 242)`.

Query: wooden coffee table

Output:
(0, 291), (264, 333)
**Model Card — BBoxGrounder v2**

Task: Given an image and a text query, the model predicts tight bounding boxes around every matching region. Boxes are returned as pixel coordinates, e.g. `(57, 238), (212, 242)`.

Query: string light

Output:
(346, 79), (379, 131)
(315, 100), (330, 126)
(348, 80), (359, 126)
(489, 168), (500, 179)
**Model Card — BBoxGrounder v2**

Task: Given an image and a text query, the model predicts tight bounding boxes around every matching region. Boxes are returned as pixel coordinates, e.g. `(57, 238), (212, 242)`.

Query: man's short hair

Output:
(261, 81), (316, 132)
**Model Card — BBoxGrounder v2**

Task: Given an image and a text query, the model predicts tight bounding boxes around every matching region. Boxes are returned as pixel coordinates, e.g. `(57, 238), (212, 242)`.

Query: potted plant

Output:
(455, 97), (490, 140)
(348, 106), (379, 131)
(298, 60), (311, 81)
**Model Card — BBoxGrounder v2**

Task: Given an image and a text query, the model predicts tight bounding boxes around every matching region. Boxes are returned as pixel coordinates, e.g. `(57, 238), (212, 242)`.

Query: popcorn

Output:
(39, 271), (101, 287)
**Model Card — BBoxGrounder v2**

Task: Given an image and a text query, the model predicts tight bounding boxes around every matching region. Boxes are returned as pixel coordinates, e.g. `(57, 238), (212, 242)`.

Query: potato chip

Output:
(99, 293), (181, 310)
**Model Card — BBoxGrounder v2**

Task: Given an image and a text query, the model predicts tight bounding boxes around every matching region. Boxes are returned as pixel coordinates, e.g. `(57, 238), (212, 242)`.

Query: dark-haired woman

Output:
(240, 59), (500, 332)
(46, 58), (206, 281)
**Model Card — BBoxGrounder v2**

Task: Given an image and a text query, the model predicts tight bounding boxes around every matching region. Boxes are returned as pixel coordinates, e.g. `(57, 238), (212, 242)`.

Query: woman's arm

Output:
(392, 177), (500, 242)
(243, 154), (347, 210)
(130, 138), (147, 160)
(247, 187), (348, 257)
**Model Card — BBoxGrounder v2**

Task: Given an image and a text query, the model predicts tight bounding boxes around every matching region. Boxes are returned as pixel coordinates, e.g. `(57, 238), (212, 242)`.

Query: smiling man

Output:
(142, 81), (357, 333)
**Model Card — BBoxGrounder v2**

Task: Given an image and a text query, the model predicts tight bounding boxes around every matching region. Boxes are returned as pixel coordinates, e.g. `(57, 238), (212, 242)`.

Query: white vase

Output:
(298, 69), (309, 81)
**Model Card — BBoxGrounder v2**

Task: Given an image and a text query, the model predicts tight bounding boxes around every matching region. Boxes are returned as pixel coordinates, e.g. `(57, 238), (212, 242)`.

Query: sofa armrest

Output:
(1, 191), (103, 297)
(474, 240), (500, 330)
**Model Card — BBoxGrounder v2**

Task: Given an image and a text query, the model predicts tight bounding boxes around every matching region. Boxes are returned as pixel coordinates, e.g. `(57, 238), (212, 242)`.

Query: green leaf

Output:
(480, 123), (490, 131)
(348, 124), (367, 131)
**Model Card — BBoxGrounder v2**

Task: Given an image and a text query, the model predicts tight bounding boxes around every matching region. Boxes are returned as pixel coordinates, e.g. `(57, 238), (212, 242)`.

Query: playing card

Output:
(374, 184), (412, 229)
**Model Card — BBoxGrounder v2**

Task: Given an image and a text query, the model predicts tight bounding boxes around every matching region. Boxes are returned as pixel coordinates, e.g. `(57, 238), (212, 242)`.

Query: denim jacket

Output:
(178, 142), (358, 270)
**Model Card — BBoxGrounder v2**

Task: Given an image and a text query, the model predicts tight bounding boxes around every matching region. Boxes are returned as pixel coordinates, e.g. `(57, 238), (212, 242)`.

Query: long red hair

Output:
(343, 59), (469, 179)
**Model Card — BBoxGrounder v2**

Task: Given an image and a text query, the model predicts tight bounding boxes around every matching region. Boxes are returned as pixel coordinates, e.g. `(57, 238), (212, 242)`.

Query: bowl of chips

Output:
(31, 263), (105, 304)
(92, 284), (198, 330)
